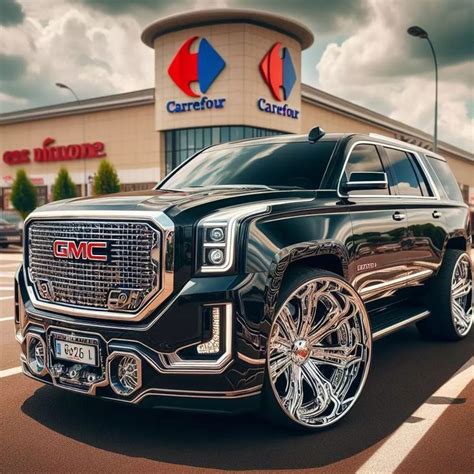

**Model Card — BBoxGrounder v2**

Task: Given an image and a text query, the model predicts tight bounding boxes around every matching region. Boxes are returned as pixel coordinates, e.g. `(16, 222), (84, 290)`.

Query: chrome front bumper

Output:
(15, 269), (266, 412)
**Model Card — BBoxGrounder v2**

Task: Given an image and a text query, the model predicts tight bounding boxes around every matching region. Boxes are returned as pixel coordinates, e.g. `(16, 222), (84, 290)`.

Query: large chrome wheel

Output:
(266, 272), (371, 429)
(451, 253), (473, 337)
(417, 249), (473, 340)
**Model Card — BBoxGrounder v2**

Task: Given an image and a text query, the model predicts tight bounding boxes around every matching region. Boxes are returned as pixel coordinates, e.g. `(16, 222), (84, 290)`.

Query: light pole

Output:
(407, 26), (438, 153)
(55, 82), (88, 195)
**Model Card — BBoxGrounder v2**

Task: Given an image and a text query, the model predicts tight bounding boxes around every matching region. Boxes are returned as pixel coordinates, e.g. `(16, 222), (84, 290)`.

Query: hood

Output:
(34, 187), (315, 217)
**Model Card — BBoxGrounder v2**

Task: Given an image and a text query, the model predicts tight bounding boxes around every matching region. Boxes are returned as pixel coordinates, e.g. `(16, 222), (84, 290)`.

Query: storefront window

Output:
(1, 185), (46, 209)
(1, 188), (12, 210)
(36, 186), (48, 207)
(165, 126), (283, 174)
(460, 184), (469, 204)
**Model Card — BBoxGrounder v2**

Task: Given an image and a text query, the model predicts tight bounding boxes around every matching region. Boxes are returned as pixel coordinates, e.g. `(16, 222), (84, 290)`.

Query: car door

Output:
(381, 146), (446, 275)
(340, 142), (409, 300)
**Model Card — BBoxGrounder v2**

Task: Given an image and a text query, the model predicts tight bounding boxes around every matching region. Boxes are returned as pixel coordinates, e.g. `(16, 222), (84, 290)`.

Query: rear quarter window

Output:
(426, 156), (463, 201)
(384, 147), (422, 196)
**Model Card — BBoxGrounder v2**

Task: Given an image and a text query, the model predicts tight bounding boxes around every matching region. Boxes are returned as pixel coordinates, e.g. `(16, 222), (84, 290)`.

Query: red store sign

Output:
(3, 137), (106, 165)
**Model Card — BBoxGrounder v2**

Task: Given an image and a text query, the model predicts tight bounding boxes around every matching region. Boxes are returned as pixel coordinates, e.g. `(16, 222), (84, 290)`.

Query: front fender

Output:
(262, 240), (350, 321)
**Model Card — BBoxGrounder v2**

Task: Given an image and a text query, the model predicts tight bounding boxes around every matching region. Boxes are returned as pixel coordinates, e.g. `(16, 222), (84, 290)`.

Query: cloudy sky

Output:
(1, 0), (473, 151)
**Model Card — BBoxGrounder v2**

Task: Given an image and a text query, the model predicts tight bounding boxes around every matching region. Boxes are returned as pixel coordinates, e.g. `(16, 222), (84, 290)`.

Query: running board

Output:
(370, 304), (431, 341)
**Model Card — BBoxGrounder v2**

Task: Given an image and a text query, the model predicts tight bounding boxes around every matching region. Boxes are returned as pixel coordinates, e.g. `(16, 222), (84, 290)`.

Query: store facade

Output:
(1, 9), (473, 210)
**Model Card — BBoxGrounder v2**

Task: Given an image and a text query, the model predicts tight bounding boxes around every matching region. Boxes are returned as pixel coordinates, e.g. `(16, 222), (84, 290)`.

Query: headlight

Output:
(208, 248), (225, 265)
(209, 227), (225, 242)
(197, 202), (275, 274)
(200, 219), (231, 272)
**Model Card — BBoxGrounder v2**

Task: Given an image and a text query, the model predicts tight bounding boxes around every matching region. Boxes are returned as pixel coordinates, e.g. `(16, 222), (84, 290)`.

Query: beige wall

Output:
(439, 149), (474, 188)
(301, 101), (390, 136)
(153, 23), (302, 133)
(0, 104), (160, 194)
(1, 95), (472, 207)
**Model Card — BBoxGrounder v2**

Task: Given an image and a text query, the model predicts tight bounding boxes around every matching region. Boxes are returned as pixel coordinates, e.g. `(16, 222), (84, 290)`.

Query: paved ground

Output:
(0, 246), (473, 473)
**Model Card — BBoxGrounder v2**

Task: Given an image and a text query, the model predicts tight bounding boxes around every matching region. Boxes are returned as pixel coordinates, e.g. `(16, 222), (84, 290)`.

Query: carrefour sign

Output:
(166, 96), (226, 113)
(166, 36), (226, 114)
(257, 42), (300, 120)
(165, 38), (299, 120)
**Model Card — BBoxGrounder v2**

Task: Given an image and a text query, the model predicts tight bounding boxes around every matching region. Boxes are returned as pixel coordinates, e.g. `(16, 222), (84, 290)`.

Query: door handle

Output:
(392, 211), (406, 221)
(432, 210), (442, 219)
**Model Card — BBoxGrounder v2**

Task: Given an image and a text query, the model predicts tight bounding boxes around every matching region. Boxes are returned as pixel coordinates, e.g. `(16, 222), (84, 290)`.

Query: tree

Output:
(52, 167), (77, 201)
(10, 169), (37, 219)
(93, 160), (120, 195)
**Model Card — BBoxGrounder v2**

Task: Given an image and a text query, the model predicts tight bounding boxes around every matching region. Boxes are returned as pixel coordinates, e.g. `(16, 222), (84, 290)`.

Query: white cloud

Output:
(316, 0), (473, 152)
(0, 0), (233, 111)
(0, 0), (154, 109)
(0, 91), (28, 108)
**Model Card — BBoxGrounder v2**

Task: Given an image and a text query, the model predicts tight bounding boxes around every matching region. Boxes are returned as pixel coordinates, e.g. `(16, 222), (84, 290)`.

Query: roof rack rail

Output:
(368, 133), (443, 158)
(368, 133), (408, 146)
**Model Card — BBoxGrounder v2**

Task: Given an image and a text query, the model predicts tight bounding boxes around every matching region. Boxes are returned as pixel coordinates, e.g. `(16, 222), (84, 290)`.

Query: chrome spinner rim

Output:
(268, 276), (371, 428)
(451, 254), (473, 337)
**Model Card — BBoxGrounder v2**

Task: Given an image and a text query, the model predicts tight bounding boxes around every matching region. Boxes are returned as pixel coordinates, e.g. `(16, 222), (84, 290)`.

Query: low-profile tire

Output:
(417, 250), (473, 341)
(262, 267), (372, 430)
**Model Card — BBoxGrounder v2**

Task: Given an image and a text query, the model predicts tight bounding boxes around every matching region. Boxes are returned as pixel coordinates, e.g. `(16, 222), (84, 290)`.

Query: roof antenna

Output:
(308, 126), (326, 143)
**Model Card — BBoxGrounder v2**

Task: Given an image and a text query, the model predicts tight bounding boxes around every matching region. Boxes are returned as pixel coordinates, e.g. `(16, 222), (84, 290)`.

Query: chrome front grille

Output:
(27, 220), (161, 314)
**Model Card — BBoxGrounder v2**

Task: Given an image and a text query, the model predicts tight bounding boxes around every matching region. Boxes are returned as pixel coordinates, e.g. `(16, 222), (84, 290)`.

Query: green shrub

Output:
(52, 167), (77, 201)
(93, 160), (120, 195)
(10, 169), (37, 219)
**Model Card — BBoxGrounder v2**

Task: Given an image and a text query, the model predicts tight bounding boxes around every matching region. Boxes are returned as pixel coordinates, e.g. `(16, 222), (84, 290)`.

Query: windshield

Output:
(159, 141), (336, 191)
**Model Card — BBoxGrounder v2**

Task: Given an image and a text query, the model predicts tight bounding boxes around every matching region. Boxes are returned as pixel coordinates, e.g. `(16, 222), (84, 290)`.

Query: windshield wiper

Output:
(187, 184), (273, 190)
(266, 185), (305, 190)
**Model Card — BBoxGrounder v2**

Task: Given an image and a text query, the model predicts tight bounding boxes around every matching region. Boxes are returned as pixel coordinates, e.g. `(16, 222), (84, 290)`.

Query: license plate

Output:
(54, 340), (97, 366)
(6, 236), (18, 241)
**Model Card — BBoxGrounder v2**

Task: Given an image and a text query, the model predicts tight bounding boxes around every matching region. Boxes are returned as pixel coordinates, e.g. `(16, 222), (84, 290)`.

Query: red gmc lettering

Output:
(86, 242), (107, 261)
(53, 240), (69, 258)
(53, 240), (107, 261)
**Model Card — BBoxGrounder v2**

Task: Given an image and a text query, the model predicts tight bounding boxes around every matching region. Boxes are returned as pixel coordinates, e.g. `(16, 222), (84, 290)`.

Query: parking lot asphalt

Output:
(0, 247), (472, 473)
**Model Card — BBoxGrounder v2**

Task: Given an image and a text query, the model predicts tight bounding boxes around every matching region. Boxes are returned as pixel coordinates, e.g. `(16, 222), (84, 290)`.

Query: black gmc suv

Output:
(15, 129), (472, 429)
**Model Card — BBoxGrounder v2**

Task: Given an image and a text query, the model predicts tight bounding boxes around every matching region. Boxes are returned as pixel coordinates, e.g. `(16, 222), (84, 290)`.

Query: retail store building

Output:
(1, 9), (473, 209)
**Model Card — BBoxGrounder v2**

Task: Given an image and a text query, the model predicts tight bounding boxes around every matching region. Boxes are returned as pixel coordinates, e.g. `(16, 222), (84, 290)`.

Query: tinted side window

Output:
(344, 144), (389, 195)
(409, 154), (432, 196)
(427, 157), (463, 201)
(384, 148), (422, 196)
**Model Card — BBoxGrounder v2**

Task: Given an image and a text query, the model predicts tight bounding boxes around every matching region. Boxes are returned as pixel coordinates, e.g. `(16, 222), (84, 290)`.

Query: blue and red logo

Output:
(259, 42), (296, 101)
(168, 37), (226, 98)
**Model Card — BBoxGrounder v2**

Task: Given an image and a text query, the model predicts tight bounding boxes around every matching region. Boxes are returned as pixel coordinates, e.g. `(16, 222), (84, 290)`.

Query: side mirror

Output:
(343, 172), (388, 192)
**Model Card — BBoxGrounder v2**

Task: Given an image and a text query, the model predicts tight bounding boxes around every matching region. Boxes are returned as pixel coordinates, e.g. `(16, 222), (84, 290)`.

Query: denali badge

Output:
(36, 279), (55, 300)
(53, 240), (108, 262)
(357, 262), (377, 272)
(107, 289), (143, 310)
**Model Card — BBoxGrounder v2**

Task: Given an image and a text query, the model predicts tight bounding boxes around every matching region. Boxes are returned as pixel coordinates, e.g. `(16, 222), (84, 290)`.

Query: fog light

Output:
(109, 353), (142, 396)
(208, 248), (225, 265)
(197, 307), (221, 354)
(52, 363), (65, 377)
(68, 364), (81, 381)
(84, 371), (98, 384)
(26, 334), (47, 375)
